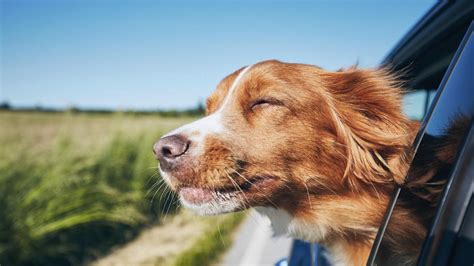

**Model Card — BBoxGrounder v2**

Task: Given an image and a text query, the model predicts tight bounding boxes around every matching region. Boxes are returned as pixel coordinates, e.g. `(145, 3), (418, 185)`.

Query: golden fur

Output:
(156, 60), (463, 265)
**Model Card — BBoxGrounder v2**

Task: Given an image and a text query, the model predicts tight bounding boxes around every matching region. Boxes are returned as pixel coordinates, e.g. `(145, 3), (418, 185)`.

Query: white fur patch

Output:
(179, 193), (241, 215)
(162, 64), (254, 145)
(162, 113), (224, 156)
(217, 64), (254, 112)
(326, 242), (352, 266)
(160, 168), (243, 215)
(159, 168), (173, 187)
(255, 207), (329, 242)
(254, 207), (292, 236)
(163, 110), (224, 138)
(159, 64), (255, 215)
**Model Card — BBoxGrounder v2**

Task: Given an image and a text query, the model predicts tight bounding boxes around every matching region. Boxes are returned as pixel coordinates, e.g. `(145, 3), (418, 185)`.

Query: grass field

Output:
(0, 111), (244, 265)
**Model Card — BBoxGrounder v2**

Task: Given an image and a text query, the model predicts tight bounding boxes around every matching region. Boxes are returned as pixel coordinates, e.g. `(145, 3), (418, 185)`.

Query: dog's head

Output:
(154, 60), (412, 216)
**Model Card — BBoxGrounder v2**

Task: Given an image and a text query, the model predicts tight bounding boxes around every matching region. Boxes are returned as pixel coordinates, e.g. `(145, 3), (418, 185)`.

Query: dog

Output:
(153, 60), (461, 265)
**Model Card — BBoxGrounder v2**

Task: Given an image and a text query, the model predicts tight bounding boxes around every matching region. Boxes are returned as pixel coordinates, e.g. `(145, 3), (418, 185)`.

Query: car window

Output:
(369, 23), (474, 265)
(403, 90), (434, 120)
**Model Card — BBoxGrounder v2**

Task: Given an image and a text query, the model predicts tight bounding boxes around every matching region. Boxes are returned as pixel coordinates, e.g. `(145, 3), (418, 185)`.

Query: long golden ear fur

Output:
(322, 68), (415, 188)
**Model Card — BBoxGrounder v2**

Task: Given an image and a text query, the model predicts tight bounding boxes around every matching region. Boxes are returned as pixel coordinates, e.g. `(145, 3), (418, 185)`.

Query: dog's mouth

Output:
(177, 175), (276, 206)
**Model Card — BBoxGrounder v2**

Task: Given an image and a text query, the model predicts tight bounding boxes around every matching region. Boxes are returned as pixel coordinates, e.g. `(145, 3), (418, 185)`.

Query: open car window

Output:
(403, 90), (437, 121)
(368, 22), (474, 265)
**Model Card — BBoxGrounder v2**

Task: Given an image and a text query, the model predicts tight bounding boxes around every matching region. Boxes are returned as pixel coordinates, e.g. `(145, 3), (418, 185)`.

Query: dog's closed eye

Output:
(250, 98), (282, 111)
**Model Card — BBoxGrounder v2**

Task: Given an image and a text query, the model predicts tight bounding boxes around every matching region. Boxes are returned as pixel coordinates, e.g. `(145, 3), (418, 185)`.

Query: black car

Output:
(283, 1), (474, 265)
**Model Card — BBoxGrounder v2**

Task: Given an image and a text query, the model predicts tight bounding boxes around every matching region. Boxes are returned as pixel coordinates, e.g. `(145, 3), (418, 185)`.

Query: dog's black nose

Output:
(153, 135), (190, 170)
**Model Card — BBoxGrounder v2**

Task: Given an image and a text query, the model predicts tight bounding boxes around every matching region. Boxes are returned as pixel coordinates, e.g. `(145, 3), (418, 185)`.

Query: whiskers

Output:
(146, 168), (180, 222)
(231, 161), (281, 209)
(223, 171), (249, 206)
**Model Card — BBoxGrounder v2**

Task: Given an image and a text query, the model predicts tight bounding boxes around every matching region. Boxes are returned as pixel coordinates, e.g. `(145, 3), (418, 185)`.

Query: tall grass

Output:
(0, 112), (192, 265)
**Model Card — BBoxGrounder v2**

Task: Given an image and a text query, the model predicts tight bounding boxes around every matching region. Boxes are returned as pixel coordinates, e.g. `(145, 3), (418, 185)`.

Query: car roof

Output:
(382, 0), (474, 91)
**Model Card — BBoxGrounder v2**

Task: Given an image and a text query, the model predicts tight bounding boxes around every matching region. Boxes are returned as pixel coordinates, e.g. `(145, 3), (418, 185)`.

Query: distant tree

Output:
(0, 101), (11, 110)
(65, 106), (80, 114)
(196, 101), (205, 115)
(185, 101), (205, 116)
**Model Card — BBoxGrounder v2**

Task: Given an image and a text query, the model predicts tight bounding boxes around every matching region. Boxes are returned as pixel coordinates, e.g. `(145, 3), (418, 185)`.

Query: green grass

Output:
(0, 111), (194, 265)
(172, 212), (246, 266)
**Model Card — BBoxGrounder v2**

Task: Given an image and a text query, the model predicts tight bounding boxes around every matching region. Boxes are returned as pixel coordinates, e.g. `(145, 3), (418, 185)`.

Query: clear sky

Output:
(1, 0), (435, 110)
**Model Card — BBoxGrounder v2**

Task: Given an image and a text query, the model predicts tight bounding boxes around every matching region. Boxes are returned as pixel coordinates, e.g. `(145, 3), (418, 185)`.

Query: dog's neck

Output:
(256, 185), (428, 266)
(254, 177), (432, 265)
(255, 198), (381, 266)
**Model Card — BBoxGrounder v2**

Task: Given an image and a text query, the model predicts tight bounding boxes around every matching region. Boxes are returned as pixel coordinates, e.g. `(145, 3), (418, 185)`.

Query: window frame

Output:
(367, 21), (474, 266)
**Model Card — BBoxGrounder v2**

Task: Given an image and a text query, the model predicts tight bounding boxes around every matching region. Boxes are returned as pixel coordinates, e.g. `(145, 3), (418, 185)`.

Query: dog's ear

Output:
(322, 68), (415, 187)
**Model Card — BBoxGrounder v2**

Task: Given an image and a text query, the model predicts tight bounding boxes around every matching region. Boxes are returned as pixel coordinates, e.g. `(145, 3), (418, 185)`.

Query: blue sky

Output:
(1, 0), (435, 110)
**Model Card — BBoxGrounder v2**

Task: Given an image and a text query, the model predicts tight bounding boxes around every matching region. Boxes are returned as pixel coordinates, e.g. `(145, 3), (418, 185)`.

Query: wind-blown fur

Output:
(156, 60), (464, 265)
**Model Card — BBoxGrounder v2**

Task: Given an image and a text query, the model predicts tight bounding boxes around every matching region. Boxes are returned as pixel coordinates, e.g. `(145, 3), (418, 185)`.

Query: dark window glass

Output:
(372, 30), (473, 265)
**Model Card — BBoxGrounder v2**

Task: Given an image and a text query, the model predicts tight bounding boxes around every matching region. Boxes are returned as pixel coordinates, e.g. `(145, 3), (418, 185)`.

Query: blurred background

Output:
(0, 0), (435, 265)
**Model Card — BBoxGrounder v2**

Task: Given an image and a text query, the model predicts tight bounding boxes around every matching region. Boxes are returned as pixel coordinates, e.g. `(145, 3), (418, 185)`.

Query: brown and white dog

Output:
(153, 60), (451, 265)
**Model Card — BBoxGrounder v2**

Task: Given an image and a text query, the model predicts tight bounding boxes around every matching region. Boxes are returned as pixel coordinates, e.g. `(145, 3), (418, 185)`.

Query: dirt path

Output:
(91, 211), (208, 266)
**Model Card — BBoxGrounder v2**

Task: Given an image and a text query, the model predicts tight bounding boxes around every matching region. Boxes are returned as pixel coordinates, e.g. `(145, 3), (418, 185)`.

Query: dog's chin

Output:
(179, 187), (243, 215)
(159, 168), (281, 215)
